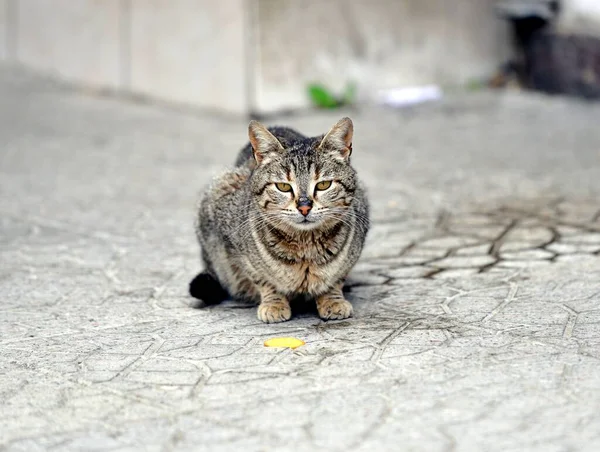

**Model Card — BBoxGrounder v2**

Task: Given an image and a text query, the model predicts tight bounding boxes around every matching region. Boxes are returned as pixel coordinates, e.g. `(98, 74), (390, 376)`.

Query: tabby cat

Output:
(190, 117), (369, 323)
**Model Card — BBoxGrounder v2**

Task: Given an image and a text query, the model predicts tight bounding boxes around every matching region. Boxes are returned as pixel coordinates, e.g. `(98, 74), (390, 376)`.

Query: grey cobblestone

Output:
(1, 67), (600, 451)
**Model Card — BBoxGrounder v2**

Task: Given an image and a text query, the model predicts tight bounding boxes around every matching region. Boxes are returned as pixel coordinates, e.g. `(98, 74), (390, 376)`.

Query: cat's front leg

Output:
(257, 284), (292, 323)
(316, 283), (353, 320)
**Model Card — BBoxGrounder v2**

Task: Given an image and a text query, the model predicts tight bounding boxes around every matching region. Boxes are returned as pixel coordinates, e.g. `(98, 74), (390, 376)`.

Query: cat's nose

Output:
(297, 197), (313, 216)
(298, 205), (312, 216)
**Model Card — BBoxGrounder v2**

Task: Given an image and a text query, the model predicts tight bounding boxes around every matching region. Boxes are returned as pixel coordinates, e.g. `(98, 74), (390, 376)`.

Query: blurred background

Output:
(1, 0), (599, 116)
(3, 4), (600, 449)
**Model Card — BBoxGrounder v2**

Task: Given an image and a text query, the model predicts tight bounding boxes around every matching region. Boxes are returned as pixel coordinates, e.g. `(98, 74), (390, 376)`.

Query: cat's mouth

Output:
(298, 217), (316, 225)
(289, 215), (320, 230)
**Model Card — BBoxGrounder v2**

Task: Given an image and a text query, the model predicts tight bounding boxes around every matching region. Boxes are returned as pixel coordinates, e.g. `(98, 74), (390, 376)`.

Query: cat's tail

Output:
(189, 272), (229, 306)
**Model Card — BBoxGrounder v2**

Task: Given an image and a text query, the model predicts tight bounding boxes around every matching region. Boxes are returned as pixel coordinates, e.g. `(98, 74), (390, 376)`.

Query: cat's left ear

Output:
(318, 117), (353, 161)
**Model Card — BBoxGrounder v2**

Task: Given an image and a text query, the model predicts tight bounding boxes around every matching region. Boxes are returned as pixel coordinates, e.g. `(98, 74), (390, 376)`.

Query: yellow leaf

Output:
(264, 337), (305, 349)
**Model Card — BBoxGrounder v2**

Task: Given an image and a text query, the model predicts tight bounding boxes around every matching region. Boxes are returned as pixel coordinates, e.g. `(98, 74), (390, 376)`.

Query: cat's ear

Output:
(248, 120), (284, 165)
(318, 117), (353, 160)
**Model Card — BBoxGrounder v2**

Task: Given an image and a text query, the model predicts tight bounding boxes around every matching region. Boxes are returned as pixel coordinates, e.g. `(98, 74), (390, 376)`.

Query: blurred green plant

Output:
(465, 79), (486, 92)
(307, 82), (356, 109)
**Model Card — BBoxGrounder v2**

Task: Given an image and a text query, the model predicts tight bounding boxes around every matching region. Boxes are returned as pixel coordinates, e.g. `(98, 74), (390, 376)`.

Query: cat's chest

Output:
(270, 234), (339, 265)
(289, 260), (333, 294)
(264, 233), (350, 294)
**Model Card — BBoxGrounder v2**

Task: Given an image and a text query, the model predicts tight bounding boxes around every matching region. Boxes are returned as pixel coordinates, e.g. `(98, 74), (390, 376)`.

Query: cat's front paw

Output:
(257, 301), (292, 323)
(317, 298), (353, 320)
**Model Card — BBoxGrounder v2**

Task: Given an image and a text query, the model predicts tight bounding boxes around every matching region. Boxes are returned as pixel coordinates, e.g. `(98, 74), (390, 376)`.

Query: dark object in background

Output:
(495, 0), (600, 99)
(498, 0), (560, 50)
(527, 32), (600, 99)
(495, 1), (560, 88)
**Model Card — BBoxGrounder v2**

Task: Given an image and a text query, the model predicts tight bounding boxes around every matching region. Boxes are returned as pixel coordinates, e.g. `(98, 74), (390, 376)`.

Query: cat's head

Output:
(248, 117), (357, 231)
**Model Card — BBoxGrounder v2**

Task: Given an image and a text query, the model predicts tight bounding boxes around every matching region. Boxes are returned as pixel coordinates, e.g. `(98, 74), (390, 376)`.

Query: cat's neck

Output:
(258, 220), (349, 264)
(270, 218), (345, 240)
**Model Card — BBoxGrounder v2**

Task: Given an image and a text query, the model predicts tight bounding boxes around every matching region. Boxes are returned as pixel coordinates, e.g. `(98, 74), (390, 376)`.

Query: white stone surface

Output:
(254, 0), (510, 112)
(456, 244), (494, 256)
(500, 249), (555, 260)
(547, 242), (600, 254)
(2, 67), (600, 451)
(129, 0), (248, 114)
(386, 266), (433, 279)
(431, 255), (497, 269)
(15, 0), (122, 88)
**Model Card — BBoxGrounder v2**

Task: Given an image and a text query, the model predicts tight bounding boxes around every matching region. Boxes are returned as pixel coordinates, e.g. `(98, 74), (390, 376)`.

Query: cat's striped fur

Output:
(190, 118), (369, 323)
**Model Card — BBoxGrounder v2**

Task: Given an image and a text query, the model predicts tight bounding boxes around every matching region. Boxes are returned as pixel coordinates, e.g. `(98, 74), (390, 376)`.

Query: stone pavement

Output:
(1, 66), (600, 451)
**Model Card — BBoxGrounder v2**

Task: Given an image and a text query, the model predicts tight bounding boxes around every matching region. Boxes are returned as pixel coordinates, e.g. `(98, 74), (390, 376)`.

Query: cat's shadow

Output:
(193, 286), (356, 317)
(289, 295), (318, 316)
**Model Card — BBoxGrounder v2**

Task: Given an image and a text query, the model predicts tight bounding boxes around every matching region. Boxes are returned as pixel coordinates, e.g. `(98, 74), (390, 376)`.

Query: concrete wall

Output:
(1, 0), (249, 114)
(556, 0), (600, 37)
(129, 0), (247, 114)
(253, 0), (510, 112)
(15, 0), (122, 88)
(0, 0), (510, 114)
(0, 0), (7, 61)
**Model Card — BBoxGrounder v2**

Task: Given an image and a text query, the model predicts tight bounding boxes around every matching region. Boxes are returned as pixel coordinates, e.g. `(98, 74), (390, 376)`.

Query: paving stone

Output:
(385, 266), (433, 279)
(418, 236), (482, 249)
(546, 242), (600, 254)
(561, 233), (600, 244)
(380, 255), (436, 266)
(502, 226), (555, 246)
(497, 259), (553, 268)
(430, 255), (497, 269)
(345, 272), (389, 287)
(498, 241), (539, 252)
(402, 246), (449, 259)
(556, 225), (590, 237)
(554, 254), (600, 265)
(447, 225), (509, 240)
(454, 243), (493, 256)
(500, 249), (555, 260)
(433, 268), (481, 279)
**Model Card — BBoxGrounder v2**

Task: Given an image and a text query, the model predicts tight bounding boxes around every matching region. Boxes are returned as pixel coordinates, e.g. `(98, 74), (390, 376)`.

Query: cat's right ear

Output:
(248, 121), (284, 165)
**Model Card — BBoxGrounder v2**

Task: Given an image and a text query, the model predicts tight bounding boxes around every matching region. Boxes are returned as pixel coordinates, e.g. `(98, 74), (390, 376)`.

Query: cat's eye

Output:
(315, 180), (332, 191)
(275, 182), (293, 193)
